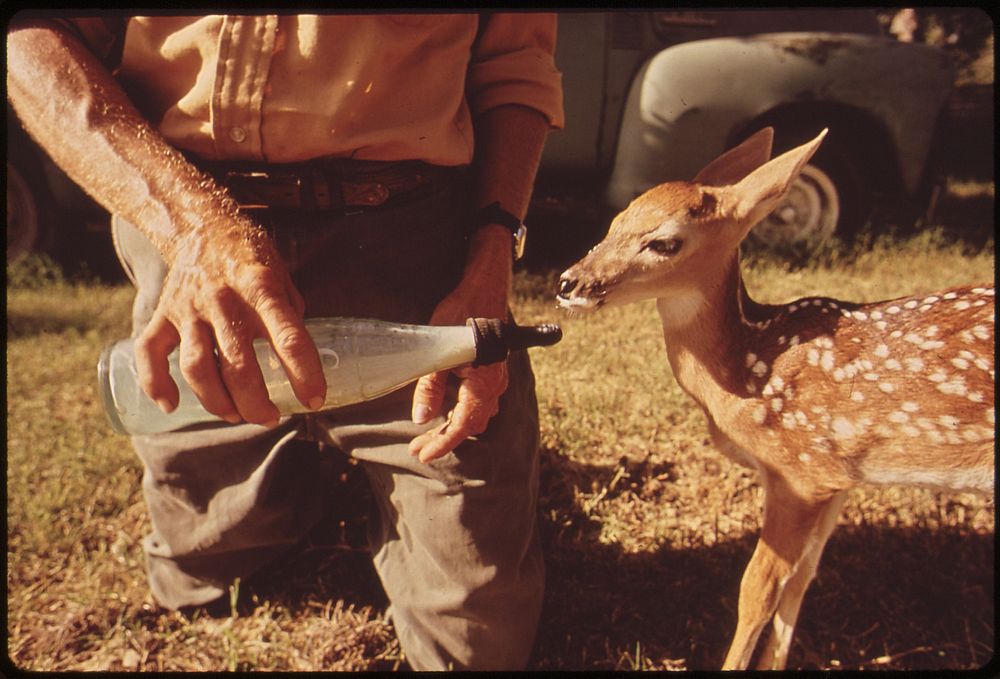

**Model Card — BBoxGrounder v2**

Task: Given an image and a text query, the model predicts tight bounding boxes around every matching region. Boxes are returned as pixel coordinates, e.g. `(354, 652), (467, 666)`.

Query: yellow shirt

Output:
(57, 14), (564, 165)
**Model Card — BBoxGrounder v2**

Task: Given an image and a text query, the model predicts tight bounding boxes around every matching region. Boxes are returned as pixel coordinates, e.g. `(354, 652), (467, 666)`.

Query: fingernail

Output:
(155, 398), (176, 414)
(412, 404), (432, 425)
(223, 413), (242, 425)
(308, 396), (324, 411)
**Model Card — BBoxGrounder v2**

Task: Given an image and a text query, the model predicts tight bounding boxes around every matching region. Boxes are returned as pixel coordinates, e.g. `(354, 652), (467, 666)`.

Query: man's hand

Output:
(408, 224), (513, 462)
(136, 227), (327, 427)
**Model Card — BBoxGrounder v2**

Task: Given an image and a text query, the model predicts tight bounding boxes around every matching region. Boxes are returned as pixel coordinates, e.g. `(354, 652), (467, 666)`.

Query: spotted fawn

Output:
(556, 127), (994, 670)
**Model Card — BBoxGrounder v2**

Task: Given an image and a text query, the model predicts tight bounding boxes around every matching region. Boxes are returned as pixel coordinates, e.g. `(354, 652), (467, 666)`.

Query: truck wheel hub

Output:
(752, 163), (840, 248)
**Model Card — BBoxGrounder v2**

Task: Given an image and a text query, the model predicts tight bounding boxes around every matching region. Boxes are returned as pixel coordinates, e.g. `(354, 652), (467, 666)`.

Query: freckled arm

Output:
(6, 20), (252, 262)
(7, 20), (326, 425)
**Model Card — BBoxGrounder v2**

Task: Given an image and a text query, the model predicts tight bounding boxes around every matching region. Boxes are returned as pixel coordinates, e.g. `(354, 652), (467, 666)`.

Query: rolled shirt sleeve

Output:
(467, 13), (565, 130)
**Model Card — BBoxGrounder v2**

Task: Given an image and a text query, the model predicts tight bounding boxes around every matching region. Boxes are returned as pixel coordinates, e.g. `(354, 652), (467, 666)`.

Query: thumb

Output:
(412, 370), (448, 424)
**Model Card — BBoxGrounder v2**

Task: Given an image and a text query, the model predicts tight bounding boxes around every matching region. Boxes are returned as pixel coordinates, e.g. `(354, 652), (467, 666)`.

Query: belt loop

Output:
(311, 169), (333, 210)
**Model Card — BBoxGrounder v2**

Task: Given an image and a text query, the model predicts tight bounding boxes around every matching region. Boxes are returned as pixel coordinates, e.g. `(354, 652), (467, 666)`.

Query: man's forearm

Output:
(6, 21), (265, 267)
(460, 104), (551, 310)
(473, 103), (550, 219)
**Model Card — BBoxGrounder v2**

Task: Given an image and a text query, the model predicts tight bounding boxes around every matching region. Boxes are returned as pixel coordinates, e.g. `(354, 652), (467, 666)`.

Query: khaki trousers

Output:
(111, 171), (544, 670)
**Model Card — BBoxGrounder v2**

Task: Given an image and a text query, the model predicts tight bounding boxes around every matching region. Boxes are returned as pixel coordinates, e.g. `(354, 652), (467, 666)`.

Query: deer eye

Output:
(643, 238), (683, 257)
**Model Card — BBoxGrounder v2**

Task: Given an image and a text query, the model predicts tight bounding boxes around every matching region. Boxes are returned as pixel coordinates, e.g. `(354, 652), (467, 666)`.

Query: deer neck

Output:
(655, 253), (756, 411)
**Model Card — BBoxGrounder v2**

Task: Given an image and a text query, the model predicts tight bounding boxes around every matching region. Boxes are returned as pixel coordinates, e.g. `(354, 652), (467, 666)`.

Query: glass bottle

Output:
(98, 317), (561, 436)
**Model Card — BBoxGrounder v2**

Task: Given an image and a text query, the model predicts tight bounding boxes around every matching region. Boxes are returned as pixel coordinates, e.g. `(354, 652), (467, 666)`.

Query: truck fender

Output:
(606, 32), (954, 210)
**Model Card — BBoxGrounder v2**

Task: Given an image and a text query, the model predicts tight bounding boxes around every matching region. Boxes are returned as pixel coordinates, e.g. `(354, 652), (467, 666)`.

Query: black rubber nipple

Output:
(468, 318), (563, 366)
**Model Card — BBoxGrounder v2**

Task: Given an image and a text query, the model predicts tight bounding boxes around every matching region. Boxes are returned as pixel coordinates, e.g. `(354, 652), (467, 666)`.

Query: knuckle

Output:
(272, 324), (310, 355)
(418, 373), (446, 396)
(178, 347), (215, 383)
(242, 270), (284, 310)
(221, 353), (256, 378)
(209, 284), (240, 310)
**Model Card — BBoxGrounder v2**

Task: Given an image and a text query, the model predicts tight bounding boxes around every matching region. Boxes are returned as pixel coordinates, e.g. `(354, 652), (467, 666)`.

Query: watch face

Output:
(514, 224), (527, 260)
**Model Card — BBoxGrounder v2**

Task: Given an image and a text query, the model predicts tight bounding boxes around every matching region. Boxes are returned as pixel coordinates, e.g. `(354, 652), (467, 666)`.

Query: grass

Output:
(5, 228), (995, 671)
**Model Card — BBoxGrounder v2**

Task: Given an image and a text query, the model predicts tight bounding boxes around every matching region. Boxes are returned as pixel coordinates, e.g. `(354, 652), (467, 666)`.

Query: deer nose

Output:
(557, 277), (578, 298)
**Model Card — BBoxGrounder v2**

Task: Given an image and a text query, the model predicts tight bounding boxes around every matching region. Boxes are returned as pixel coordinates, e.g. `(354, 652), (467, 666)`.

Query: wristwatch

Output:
(471, 201), (527, 261)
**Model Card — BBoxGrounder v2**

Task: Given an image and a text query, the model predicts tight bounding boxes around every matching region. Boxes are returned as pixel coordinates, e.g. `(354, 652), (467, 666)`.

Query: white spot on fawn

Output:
(938, 415), (959, 429)
(831, 417), (858, 439)
(937, 379), (967, 397)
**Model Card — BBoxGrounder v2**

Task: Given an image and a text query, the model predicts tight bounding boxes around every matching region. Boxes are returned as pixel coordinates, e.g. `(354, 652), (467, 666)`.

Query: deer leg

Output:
(755, 489), (847, 670)
(721, 477), (833, 670)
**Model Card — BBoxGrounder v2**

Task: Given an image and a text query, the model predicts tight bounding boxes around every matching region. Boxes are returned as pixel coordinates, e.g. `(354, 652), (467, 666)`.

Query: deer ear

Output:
(731, 129), (827, 226)
(693, 128), (774, 187)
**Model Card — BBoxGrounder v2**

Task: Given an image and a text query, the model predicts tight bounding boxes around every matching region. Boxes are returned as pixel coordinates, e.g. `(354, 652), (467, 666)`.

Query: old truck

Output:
(530, 9), (956, 260)
(7, 10), (958, 266)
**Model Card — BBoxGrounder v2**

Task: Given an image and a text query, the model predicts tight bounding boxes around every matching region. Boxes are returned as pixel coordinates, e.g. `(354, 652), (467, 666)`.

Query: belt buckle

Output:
(342, 181), (390, 207)
(224, 170), (302, 209)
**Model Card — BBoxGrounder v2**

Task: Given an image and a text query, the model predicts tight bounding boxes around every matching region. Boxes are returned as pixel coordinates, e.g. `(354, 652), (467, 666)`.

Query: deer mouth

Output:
(556, 275), (609, 312)
(557, 294), (604, 312)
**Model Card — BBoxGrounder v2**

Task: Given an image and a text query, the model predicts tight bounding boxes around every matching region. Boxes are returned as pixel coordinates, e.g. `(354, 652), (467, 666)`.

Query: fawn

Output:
(556, 127), (995, 670)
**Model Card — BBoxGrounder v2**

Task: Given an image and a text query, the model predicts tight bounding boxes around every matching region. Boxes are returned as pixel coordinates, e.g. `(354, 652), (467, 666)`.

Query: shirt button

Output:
(229, 126), (247, 143)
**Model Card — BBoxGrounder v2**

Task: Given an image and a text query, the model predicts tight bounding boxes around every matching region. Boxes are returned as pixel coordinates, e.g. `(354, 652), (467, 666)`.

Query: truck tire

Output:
(750, 129), (870, 252)
(6, 159), (49, 262)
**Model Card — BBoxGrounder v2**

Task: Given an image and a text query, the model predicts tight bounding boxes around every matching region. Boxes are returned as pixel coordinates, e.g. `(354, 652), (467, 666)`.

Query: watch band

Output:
(471, 201), (527, 260)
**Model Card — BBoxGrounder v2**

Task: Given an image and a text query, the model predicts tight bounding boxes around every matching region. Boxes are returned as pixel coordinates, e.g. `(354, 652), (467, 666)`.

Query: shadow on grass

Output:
(531, 447), (995, 671)
(176, 445), (993, 671)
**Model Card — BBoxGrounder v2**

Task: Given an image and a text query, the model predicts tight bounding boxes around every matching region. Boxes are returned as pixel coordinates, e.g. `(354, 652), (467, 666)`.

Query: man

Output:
(7, 13), (563, 670)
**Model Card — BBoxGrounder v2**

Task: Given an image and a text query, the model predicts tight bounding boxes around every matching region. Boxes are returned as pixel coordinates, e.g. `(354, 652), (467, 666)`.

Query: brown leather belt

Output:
(192, 157), (462, 212)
